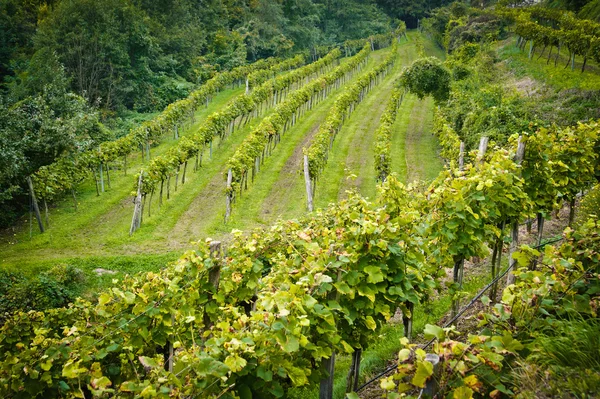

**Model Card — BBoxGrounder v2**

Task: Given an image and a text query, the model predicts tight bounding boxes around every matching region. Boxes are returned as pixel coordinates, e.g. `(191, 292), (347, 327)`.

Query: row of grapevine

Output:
(3, 117), (598, 398)
(28, 56), (300, 228)
(500, 7), (600, 71)
(223, 39), (395, 219)
(246, 55), (305, 90)
(129, 48), (344, 232)
(0, 189), (435, 398)
(373, 87), (404, 182)
(303, 39), (399, 210)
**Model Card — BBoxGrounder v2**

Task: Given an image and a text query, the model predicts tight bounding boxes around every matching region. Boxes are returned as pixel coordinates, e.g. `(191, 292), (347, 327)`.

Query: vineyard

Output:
(2, 3), (600, 398)
(0, 31), (442, 272)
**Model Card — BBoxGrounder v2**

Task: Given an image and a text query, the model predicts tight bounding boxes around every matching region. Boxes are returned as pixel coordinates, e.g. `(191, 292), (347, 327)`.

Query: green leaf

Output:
(398, 348), (411, 362)
(238, 384), (252, 399)
(257, 366), (273, 382)
(346, 393), (360, 399)
(423, 324), (445, 341)
(98, 293), (111, 306)
(380, 377), (396, 390)
(411, 360), (433, 388)
(282, 335), (300, 353)
(139, 356), (159, 368)
(225, 355), (247, 372)
(286, 366), (308, 386)
(480, 295), (490, 306)
(364, 316), (377, 331)
(364, 266), (385, 284)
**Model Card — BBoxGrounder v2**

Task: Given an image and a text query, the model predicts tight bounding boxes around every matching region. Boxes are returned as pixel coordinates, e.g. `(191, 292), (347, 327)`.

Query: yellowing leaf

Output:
(411, 360), (433, 388)
(453, 386), (474, 399)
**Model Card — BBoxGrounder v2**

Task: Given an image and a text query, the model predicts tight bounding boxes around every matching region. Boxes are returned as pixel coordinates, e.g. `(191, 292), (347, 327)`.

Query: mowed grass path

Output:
(172, 46), (393, 237)
(1, 32), (445, 276)
(0, 85), (245, 264)
(389, 35), (444, 183)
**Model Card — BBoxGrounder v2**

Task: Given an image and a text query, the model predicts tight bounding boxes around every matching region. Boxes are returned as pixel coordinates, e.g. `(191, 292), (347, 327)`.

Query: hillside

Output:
(0, 32), (443, 282)
(1, 2), (600, 399)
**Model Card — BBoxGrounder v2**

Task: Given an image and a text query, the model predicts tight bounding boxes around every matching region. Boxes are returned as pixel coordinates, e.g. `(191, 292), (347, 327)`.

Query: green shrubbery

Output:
(0, 265), (85, 324)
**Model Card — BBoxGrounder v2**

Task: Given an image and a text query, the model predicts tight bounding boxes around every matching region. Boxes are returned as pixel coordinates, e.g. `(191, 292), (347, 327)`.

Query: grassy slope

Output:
(497, 36), (600, 91)
(1, 33), (446, 289)
(218, 46), (396, 232)
(0, 85), (244, 262)
(288, 33), (447, 399)
(174, 48), (393, 237)
(389, 35), (445, 184)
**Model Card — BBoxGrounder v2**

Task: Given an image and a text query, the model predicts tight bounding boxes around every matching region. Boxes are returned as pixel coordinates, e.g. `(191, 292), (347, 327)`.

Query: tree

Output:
(400, 57), (452, 103)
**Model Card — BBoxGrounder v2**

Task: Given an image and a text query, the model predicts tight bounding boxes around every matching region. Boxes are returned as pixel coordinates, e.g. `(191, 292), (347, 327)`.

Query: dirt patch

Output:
(512, 76), (540, 97)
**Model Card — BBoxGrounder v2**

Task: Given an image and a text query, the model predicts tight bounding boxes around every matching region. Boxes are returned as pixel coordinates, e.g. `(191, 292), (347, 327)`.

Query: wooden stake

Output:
(346, 349), (362, 393)
(304, 155), (313, 212)
(507, 136), (525, 285)
(225, 169), (233, 222)
(478, 136), (489, 163)
(129, 173), (143, 236)
(26, 176), (44, 233)
(458, 141), (465, 170)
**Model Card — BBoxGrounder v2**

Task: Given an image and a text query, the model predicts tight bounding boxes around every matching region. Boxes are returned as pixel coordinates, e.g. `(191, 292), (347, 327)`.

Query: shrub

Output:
(0, 264), (85, 324)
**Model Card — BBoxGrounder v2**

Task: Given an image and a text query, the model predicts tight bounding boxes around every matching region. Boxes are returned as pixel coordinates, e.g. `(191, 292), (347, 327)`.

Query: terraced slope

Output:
(0, 31), (444, 276)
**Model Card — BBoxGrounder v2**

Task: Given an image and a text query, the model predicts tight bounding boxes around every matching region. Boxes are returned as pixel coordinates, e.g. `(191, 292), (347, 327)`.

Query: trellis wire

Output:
(356, 236), (564, 393)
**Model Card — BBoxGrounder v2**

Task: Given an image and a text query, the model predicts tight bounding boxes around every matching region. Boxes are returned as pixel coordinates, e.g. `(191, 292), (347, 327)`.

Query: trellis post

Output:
(304, 155), (314, 212)
(507, 136), (526, 285)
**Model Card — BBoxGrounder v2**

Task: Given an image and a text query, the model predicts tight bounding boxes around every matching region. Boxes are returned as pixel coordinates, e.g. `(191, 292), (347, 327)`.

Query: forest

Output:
(1, 0), (600, 398)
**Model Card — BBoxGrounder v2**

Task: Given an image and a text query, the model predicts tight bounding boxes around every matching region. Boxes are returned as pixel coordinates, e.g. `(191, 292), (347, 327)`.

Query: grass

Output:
(0, 31), (446, 292)
(0, 84), (244, 255)
(497, 36), (600, 91)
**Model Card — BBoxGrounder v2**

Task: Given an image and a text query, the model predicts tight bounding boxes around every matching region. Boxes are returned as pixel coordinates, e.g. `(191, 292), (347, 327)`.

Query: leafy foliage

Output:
(305, 38), (397, 183)
(399, 57), (452, 103)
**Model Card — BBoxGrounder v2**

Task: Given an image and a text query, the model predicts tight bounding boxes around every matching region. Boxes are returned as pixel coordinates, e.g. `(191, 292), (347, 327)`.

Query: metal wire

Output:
(356, 236), (564, 392)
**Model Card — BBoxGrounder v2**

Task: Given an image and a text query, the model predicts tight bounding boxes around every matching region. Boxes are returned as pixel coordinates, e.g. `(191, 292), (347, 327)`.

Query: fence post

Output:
(320, 353), (336, 399)
(402, 302), (414, 340)
(477, 136), (489, 164)
(452, 257), (464, 318)
(422, 354), (441, 397)
(304, 155), (314, 212)
(225, 169), (233, 222)
(345, 349), (362, 393)
(507, 136), (526, 286)
(26, 176), (44, 233)
(458, 141), (465, 171)
(129, 173), (143, 236)
(203, 241), (222, 329)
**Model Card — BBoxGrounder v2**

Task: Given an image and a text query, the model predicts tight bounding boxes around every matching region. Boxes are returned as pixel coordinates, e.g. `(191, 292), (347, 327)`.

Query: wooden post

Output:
(452, 257), (464, 318)
(458, 141), (465, 171)
(225, 169), (233, 223)
(26, 176), (44, 233)
(129, 173), (143, 236)
(422, 354), (441, 397)
(99, 162), (105, 193)
(402, 302), (414, 340)
(477, 136), (489, 163)
(345, 349), (362, 393)
(507, 136), (525, 286)
(304, 155), (313, 212)
(320, 353), (335, 399)
(203, 241), (222, 329)
(569, 198), (576, 226)
(245, 77), (249, 94)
